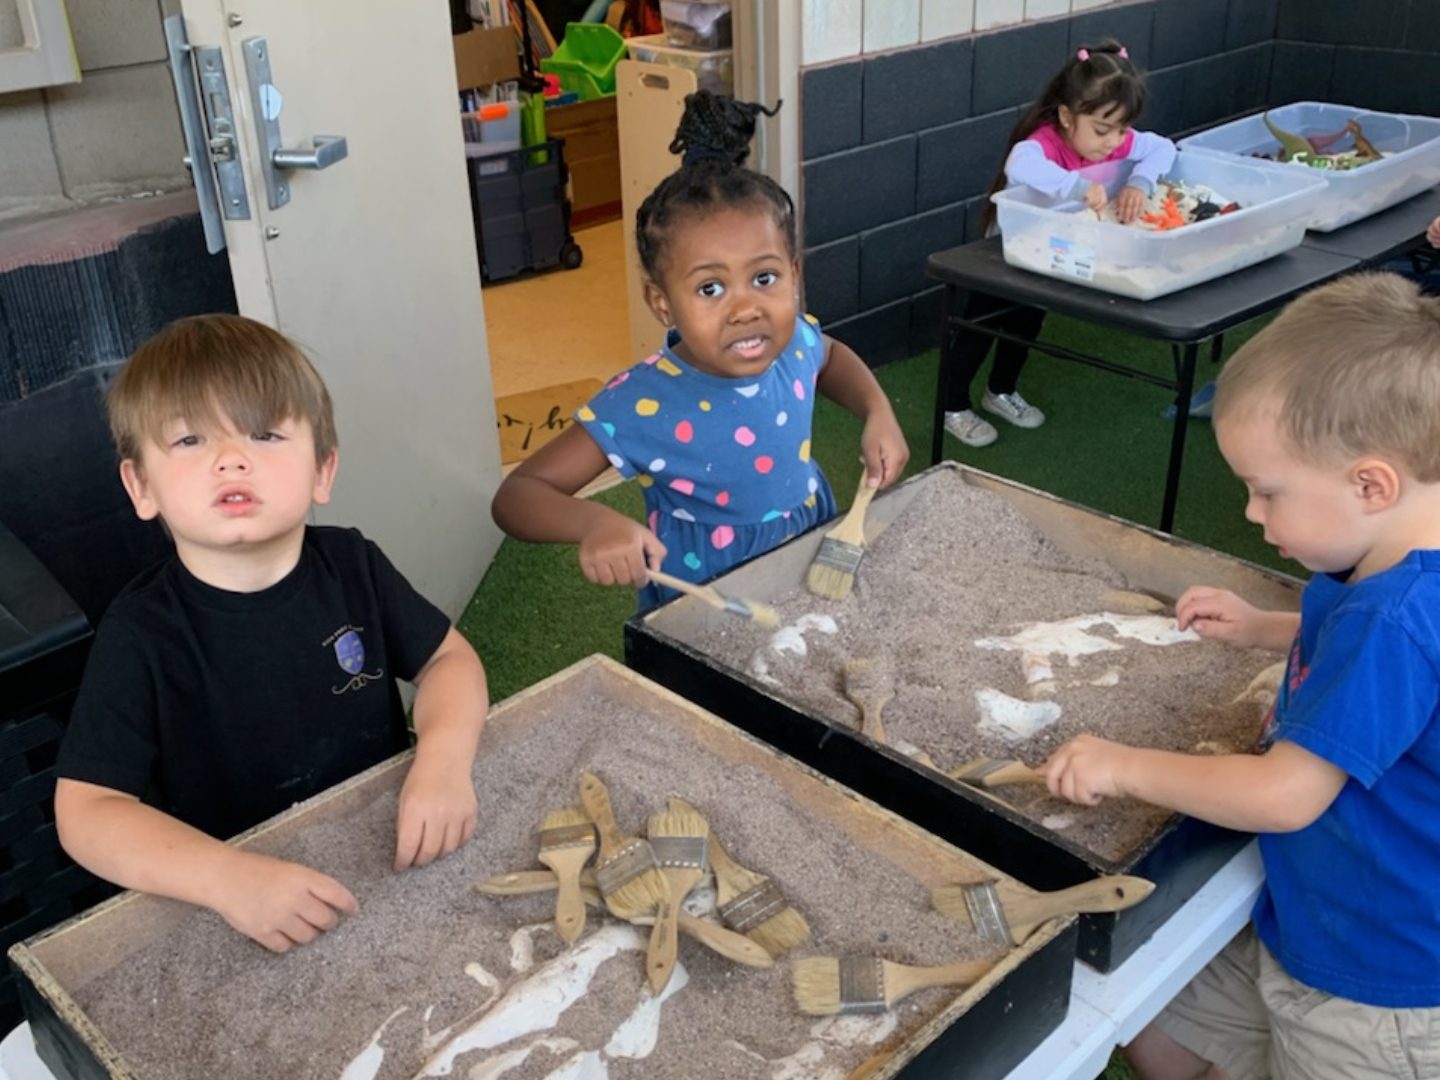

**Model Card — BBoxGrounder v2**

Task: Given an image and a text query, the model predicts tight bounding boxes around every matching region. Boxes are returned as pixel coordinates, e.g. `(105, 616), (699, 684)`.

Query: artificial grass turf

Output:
(459, 310), (1295, 702)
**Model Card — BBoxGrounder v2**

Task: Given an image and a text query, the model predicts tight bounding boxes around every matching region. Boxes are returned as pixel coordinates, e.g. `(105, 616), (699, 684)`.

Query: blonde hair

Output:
(1214, 272), (1440, 481)
(108, 314), (337, 465)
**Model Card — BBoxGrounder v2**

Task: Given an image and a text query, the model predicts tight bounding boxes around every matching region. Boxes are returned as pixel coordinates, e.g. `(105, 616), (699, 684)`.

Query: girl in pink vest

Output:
(943, 41), (1175, 448)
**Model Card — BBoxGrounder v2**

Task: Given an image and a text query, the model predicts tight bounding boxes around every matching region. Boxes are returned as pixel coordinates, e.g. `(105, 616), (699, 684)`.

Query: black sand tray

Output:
(626, 463), (1302, 972)
(9, 656), (1074, 1080)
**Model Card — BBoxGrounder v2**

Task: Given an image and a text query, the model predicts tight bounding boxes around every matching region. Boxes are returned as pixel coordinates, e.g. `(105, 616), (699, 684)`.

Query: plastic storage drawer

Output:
(990, 150), (1326, 300)
(1179, 103), (1440, 232)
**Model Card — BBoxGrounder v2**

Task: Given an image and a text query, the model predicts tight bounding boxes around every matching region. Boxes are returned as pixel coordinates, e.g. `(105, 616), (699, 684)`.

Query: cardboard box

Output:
(453, 26), (520, 90)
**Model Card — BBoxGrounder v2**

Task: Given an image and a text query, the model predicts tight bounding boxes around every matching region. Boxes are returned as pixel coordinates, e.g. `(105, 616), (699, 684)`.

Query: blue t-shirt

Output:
(1252, 550), (1440, 1007)
(578, 314), (837, 609)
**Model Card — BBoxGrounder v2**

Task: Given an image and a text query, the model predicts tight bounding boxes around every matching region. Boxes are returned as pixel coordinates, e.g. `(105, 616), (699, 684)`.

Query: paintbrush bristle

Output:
(602, 866), (670, 919)
(791, 956), (843, 1016)
(930, 884), (974, 924)
(540, 805), (591, 831)
(749, 906), (811, 956)
(805, 547), (861, 601)
(648, 804), (710, 840)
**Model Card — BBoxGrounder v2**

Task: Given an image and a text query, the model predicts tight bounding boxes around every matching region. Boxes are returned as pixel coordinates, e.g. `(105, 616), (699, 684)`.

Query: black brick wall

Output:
(797, 0), (1436, 366)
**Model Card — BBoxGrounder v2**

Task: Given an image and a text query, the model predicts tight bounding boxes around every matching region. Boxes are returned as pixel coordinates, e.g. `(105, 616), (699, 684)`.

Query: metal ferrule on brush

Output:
(813, 538), (864, 574)
(963, 880), (1014, 947)
(649, 836), (709, 873)
(719, 879), (785, 933)
(838, 956), (887, 1014)
(594, 839), (660, 897)
(723, 598), (757, 620)
(538, 823), (595, 852)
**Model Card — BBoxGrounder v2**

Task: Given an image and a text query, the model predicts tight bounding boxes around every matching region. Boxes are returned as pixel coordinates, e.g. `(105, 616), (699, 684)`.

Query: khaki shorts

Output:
(1153, 925), (1440, 1080)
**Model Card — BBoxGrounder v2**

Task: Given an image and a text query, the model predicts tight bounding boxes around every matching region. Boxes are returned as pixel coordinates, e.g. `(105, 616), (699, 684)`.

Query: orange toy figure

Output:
(1141, 194), (1186, 231)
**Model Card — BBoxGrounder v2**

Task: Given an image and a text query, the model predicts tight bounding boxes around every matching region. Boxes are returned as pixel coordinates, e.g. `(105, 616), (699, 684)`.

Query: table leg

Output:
(931, 285), (960, 465)
(1160, 341), (1201, 533)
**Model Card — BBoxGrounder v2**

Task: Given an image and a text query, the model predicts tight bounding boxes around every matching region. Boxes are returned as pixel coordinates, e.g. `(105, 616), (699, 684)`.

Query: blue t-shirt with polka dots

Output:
(578, 313), (838, 609)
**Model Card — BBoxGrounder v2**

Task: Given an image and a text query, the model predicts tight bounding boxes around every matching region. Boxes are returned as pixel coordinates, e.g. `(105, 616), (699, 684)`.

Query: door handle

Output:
(272, 135), (349, 171)
(241, 37), (349, 210)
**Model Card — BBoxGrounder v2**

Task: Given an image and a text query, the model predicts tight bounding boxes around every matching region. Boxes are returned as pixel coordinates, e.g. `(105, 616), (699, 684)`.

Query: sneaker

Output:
(943, 409), (998, 447)
(982, 390), (1046, 429)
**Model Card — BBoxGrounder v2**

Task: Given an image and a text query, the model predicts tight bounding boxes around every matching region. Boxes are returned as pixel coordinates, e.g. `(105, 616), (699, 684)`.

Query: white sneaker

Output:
(943, 409), (998, 447)
(982, 390), (1046, 429)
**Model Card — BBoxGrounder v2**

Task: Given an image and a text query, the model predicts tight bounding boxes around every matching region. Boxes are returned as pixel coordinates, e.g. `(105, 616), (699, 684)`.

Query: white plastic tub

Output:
(1179, 103), (1440, 232)
(991, 151), (1327, 301)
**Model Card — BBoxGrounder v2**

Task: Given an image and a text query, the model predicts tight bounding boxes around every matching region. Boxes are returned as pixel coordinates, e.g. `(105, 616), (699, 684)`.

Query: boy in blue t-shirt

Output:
(56, 314), (489, 954)
(1042, 273), (1440, 1079)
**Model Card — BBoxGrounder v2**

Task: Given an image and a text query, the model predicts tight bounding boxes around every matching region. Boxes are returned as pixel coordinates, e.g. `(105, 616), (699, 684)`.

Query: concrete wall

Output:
(0, 0), (188, 220)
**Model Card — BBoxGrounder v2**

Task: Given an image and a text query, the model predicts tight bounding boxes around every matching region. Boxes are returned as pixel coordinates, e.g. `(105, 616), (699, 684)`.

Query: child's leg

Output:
(985, 306), (1045, 397)
(1127, 925), (1270, 1080)
(942, 293), (1012, 412)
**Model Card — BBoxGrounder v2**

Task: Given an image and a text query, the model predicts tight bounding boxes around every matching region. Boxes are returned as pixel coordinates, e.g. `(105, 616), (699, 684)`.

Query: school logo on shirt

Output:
(1258, 633), (1309, 751)
(323, 624), (384, 695)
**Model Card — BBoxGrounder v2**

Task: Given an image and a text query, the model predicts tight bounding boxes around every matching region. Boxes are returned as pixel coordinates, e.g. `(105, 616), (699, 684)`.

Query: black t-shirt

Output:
(56, 526), (450, 840)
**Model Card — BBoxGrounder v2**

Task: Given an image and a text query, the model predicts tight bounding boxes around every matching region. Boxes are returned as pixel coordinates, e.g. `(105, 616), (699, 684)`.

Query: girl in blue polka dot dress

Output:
(492, 91), (909, 611)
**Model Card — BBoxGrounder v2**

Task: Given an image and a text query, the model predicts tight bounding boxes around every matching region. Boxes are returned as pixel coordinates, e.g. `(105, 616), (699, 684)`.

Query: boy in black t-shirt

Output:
(55, 314), (489, 953)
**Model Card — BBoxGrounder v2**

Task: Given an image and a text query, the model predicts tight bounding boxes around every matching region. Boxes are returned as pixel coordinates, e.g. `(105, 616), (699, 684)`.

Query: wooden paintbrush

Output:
(841, 658), (893, 744)
(475, 869), (773, 968)
(535, 806), (595, 944)
(577, 772), (670, 921)
(671, 797), (810, 957)
(931, 875), (1155, 947)
(948, 756), (1047, 788)
(647, 569), (780, 628)
(644, 802), (711, 994)
(792, 955), (996, 1016)
(805, 475), (877, 601)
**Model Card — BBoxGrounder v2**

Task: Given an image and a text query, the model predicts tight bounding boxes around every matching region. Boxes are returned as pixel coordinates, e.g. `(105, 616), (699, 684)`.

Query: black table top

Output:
(927, 184), (1439, 343)
(926, 239), (1356, 343)
(1299, 186), (1440, 265)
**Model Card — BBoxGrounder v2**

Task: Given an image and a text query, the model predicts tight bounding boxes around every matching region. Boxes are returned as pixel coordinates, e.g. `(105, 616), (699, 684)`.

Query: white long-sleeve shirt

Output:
(1004, 129), (1177, 199)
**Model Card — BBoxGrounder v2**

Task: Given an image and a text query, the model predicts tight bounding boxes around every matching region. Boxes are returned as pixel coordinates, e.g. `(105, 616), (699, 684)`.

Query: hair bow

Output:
(1077, 44), (1129, 61)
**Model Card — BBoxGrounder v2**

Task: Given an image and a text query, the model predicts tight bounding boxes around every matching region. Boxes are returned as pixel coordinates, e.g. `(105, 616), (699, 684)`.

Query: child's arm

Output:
(1428, 214), (1440, 248)
(491, 425), (667, 585)
(1004, 140), (1092, 201)
(54, 778), (357, 952)
(394, 628), (488, 870)
(1041, 736), (1347, 833)
(815, 335), (910, 488)
(1113, 131), (1178, 224)
(1176, 585), (1300, 652)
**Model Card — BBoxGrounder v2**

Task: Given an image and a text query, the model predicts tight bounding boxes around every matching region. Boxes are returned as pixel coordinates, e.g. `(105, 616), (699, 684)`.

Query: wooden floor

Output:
(482, 219), (636, 399)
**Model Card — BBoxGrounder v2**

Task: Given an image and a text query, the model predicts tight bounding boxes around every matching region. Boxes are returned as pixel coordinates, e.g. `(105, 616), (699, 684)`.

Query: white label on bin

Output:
(1048, 236), (1095, 281)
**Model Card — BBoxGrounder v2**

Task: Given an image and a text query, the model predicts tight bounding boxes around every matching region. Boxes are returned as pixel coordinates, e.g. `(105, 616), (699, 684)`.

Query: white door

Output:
(172, 0), (501, 620)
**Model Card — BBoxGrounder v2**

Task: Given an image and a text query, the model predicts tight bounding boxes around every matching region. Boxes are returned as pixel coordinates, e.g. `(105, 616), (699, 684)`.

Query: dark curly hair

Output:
(635, 90), (795, 280)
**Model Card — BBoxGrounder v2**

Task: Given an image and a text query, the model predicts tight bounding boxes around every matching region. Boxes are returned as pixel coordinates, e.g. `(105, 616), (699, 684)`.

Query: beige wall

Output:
(801, 0), (1120, 64)
(0, 0), (188, 221)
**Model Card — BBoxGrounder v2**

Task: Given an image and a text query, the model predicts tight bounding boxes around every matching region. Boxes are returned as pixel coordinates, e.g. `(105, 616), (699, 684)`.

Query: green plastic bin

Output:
(540, 23), (625, 100)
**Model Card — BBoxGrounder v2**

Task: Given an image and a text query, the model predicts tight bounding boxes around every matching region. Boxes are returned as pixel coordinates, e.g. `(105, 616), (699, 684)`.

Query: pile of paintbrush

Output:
(477, 773), (811, 994)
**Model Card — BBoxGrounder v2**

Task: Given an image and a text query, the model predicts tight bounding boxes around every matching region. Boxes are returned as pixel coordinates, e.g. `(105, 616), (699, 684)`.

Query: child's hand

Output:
(860, 412), (910, 488)
(1428, 214), (1440, 249)
(578, 513), (668, 586)
(1042, 734), (1133, 806)
(1113, 185), (1148, 224)
(395, 756), (478, 871)
(213, 850), (357, 952)
(1084, 183), (1107, 212)
(1176, 586), (1265, 646)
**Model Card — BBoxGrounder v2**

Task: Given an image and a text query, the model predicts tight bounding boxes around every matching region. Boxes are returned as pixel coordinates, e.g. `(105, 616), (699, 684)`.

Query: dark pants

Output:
(943, 293), (1046, 412)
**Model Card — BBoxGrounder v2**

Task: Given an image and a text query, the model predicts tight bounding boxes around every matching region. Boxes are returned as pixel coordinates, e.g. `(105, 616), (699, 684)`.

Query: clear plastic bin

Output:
(661, 0), (732, 49)
(991, 151), (1327, 301)
(1178, 103), (1440, 232)
(626, 33), (733, 95)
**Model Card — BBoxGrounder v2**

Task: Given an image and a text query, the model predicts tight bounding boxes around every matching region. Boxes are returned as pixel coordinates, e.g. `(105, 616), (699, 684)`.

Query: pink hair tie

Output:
(1118, 45), (1130, 59)
(1076, 48), (1089, 61)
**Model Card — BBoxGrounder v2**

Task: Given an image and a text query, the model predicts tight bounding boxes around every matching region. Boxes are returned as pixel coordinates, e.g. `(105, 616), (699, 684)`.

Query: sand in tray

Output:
(66, 675), (1003, 1080)
(688, 473), (1282, 862)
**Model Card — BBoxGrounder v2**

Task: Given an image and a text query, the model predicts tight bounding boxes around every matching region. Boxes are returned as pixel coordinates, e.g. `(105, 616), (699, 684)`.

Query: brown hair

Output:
(1215, 272), (1440, 480)
(107, 314), (337, 465)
